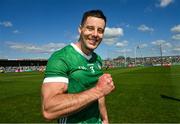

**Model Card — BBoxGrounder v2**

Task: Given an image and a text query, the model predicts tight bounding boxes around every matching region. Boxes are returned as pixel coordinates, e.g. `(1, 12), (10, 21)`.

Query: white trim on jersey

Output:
(43, 77), (69, 84)
(71, 43), (92, 60)
(58, 117), (67, 124)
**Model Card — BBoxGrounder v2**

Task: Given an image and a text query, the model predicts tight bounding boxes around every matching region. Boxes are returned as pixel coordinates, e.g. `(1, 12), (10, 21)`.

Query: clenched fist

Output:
(95, 73), (115, 96)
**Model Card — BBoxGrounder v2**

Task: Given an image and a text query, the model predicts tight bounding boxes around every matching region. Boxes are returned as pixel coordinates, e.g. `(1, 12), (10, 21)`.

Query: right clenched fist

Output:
(95, 73), (115, 96)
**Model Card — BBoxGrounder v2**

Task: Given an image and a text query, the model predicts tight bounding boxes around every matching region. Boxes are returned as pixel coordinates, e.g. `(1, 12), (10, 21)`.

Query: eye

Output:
(98, 28), (104, 34)
(86, 26), (94, 31)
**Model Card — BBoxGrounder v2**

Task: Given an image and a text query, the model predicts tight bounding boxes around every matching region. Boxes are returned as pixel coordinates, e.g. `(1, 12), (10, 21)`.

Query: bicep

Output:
(43, 55), (69, 100)
(42, 82), (68, 102)
(41, 82), (68, 119)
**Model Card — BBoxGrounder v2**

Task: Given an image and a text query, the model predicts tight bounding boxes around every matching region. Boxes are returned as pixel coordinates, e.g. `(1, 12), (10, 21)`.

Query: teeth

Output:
(91, 39), (96, 42)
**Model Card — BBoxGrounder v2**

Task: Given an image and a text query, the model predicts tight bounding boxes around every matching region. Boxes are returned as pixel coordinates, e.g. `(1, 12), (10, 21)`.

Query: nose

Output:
(92, 29), (98, 37)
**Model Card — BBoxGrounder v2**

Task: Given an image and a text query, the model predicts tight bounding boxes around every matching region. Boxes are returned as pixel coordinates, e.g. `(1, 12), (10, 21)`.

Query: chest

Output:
(67, 60), (103, 93)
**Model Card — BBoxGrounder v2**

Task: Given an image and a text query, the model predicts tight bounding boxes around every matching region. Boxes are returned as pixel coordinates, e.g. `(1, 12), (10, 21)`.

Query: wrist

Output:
(91, 86), (104, 99)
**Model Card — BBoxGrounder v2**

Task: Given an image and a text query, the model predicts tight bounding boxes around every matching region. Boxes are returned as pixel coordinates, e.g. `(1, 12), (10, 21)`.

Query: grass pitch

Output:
(0, 66), (180, 122)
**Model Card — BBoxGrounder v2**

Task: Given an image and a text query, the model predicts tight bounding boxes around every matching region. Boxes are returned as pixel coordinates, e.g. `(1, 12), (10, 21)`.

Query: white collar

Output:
(71, 43), (92, 60)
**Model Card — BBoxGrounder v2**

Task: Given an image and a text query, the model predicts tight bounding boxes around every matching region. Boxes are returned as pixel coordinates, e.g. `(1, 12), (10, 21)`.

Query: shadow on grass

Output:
(160, 94), (180, 102)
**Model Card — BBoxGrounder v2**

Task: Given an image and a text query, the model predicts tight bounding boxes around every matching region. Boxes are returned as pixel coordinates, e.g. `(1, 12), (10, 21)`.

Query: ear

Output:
(78, 25), (82, 34)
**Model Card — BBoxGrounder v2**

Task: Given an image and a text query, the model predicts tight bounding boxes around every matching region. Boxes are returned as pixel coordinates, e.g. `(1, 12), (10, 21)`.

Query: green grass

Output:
(0, 66), (180, 122)
(0, 72), (45, 122)
(105, 66), (180, 123)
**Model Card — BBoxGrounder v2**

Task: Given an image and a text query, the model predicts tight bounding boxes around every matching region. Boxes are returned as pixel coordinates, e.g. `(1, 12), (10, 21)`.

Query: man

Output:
(41, 9), (115, 124)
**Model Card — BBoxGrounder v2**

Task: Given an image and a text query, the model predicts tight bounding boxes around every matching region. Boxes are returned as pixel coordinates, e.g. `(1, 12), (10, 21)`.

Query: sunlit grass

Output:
(0, 66), (180, 122)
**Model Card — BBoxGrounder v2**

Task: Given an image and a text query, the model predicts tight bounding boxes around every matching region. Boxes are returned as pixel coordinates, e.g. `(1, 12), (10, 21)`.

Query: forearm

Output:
(98, 97), (109, 123)
(43, 87), (103, 120)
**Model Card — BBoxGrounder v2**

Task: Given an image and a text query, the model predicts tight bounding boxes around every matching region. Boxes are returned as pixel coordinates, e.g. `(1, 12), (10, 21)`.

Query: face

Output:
(78, 16), (105, 52)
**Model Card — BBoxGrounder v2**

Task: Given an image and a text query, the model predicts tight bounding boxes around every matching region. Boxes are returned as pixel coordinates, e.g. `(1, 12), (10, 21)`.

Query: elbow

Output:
(41, 98), (55, 120)
(41, 100), (66, 120)
(42, 105), (64, 121)
(42, 109), (52, 120)
(42, 103), (55, 120)
(42, 109), (55, 121)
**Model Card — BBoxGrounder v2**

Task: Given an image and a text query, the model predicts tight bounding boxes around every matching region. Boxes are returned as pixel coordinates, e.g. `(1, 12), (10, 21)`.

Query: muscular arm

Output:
(41, 74), (114, 120)
(42, 82), (103, 120)
(98, 97), (109, 124)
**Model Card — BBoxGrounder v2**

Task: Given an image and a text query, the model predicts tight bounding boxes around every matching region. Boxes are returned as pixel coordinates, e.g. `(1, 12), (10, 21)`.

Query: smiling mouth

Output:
(89, 37), (99, 42)
(89, 40), (97, 45)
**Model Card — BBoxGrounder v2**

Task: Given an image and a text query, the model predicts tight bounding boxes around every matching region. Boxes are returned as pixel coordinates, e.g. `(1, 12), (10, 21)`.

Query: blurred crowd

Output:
(0, 66), (45, 73)
(1, 56), (180, 73)
(103, 55), (180, 68)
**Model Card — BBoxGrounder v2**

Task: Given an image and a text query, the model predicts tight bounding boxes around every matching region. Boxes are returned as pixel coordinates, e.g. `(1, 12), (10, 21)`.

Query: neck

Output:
(75, 41), (92, 56)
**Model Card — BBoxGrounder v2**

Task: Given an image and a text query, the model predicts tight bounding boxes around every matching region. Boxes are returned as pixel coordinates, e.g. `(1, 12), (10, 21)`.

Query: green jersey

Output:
(43, 43), (103, 123)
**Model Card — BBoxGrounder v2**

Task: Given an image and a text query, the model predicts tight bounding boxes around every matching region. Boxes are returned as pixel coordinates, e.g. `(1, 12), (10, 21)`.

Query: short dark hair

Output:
(81, 9), (106, 26)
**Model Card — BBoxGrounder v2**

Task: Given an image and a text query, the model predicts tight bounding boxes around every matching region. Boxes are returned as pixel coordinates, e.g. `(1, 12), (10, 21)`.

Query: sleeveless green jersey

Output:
(43, 43), (103, 123)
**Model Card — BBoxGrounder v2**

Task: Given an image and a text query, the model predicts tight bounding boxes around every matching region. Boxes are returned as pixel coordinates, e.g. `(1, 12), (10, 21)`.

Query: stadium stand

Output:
(103, 55), (180, 68)
(0, 59), (47, 73)
(1, 55), (180, 72)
